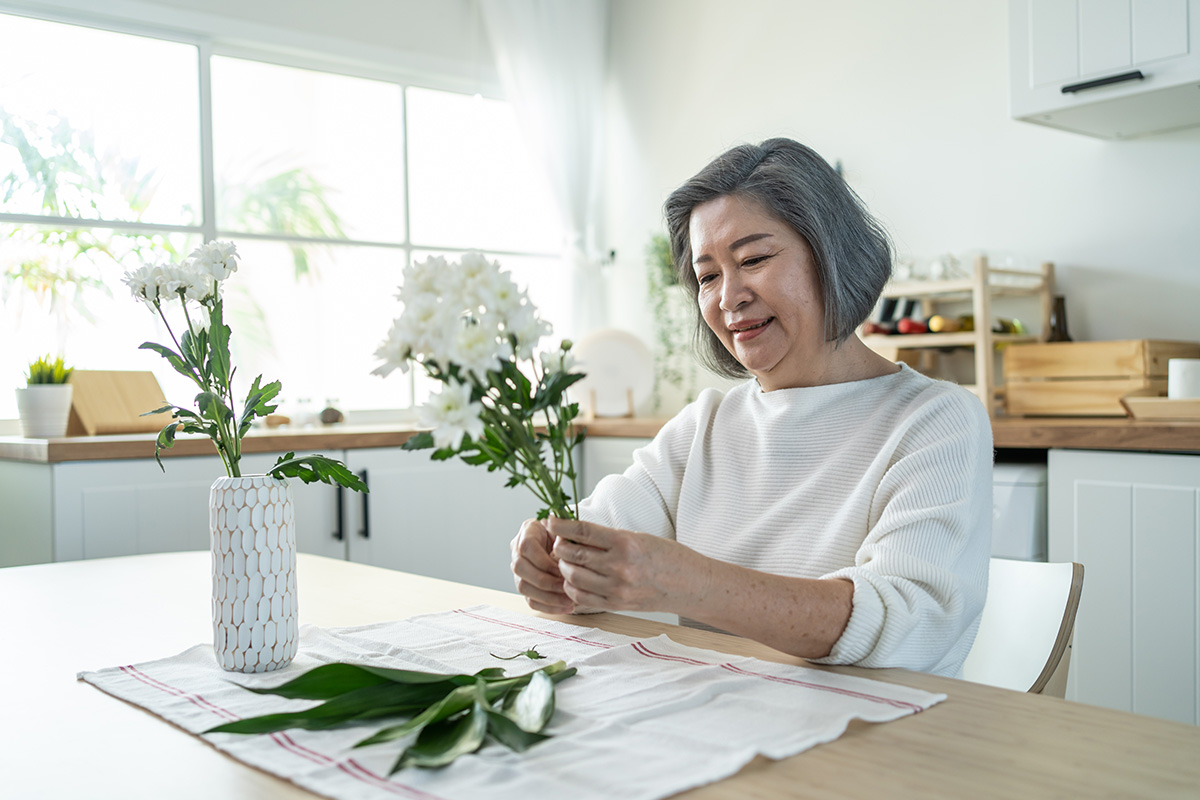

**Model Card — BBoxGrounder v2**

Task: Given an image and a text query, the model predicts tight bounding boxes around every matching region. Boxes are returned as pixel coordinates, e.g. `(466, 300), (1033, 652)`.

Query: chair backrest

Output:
(962, 558), (1084, 696)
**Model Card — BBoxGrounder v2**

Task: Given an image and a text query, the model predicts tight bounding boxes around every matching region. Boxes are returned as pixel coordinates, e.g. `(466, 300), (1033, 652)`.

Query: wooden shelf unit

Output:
(864, 256), (1054, 416)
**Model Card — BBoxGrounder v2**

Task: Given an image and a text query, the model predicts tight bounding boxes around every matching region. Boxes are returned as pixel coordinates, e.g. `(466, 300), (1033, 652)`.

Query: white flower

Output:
(122, 264), (163, 305)
(506, 305), (553, 360)
(190, 240), (239, 281)
(539, 345), (578, 376)
(449, 316), (511, 380)
(420, 380), (485, 450)
(371, 319), (412, 377)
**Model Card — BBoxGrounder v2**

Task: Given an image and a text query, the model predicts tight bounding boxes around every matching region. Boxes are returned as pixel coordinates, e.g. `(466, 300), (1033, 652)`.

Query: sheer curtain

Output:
(479, 0), (609, 339)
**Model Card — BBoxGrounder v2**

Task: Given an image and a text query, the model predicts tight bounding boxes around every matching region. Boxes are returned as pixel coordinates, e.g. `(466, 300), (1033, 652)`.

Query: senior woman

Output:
(510, 138), (992, 677)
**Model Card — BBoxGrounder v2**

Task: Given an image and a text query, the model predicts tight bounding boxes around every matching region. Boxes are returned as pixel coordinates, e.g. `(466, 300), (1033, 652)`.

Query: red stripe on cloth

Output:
(114, 665), (448, 799)
(343, 759), (449, 800)
(718, 662), (924, 712)
(452, 608), (614, 649)
(623, 643), (925, 713)
(630, 641), (707, 665)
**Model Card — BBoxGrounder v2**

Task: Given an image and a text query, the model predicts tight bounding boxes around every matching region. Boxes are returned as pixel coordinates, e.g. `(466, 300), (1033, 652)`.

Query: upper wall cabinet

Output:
(1009, 0), (1200, 138)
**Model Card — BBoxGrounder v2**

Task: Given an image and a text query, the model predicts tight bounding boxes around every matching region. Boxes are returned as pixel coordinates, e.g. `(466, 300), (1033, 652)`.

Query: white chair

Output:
(962, 558), (1084, 697)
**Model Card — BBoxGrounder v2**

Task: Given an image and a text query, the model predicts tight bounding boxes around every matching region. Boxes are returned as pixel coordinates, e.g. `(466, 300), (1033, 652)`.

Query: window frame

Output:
(0, 5), (564, 421)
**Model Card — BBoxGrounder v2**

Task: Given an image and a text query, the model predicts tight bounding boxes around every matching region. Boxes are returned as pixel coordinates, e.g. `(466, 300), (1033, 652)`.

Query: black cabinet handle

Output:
(1061, 70), (1144, 94)
(358, 469), (370, 539)
(333, 485), (345, 541)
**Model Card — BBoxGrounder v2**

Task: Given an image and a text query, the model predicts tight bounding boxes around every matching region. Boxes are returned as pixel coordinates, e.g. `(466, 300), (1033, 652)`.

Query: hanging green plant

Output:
(645, 234), (696, 412)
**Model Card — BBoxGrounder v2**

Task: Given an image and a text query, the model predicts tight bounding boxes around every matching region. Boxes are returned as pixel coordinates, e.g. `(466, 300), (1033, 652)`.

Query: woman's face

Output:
(689, 194), (827, 390)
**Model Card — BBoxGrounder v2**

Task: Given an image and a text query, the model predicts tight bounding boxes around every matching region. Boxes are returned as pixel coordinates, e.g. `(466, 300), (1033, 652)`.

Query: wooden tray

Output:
(1120, 395), (1200, 421)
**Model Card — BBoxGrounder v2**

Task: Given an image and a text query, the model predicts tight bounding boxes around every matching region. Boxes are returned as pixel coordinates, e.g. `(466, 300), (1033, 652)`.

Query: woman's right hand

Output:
(510, 518), (575, 614)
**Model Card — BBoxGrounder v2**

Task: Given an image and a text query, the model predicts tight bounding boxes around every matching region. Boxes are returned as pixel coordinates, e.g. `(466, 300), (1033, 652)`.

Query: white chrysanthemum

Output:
(449, 317), (511, 380)
(179, 259), (216, 303)
(190, 240), (240, 281)
(371, 319), (413, 377)
(400, 255), (450, 304)
(507, 305), (553, 361)
(122, 264), (161, 305)
(420, 380), (485, 450)
(539, 345), (578, 376)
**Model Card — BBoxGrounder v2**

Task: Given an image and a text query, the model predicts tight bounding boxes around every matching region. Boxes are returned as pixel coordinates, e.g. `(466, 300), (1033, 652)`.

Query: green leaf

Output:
(208, 297), (232, 387)
(140, 403), (176, 417)
(153, 419), (179, 471)
(393, 698), (488, 772)
(238, 375), (281, 437)
(195, 391), (233, 425)
(502, 669), (555, 733)
(269, 454), (367, 492)
(401, 431), (435, 451)
(354, 684), (477, 747)
(241, 662), (393, 700)
(138, 341), (197, 384)
(205, 682), (435, 735)
(485, 709), (550, 753)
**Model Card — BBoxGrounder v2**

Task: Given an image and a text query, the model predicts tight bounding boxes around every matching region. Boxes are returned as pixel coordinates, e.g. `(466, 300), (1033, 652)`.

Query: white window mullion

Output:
(197, 38), (218, 244)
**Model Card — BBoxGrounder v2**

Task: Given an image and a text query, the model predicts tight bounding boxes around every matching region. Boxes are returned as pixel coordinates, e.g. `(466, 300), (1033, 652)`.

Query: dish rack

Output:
(861, 255), (1054, 417)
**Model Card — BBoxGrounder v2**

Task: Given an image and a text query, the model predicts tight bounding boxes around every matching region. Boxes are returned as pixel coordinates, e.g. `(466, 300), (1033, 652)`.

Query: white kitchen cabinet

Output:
(581, 436), (650, 496)
(1009, 0), (1200, 138)
(52, 453), (289, 561)
(1048, 448), (1200, 724)
(341, 447), (544, 593)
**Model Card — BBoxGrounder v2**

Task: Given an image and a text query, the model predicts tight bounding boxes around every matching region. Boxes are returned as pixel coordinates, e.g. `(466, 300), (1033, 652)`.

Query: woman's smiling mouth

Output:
(730, 317), (774, 341)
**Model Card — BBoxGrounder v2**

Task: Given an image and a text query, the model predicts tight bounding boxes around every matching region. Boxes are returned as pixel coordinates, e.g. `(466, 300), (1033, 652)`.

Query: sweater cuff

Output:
(808, 570), (884, 666)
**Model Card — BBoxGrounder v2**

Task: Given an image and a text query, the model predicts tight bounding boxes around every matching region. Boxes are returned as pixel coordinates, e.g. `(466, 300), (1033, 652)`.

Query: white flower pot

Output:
(209, 475), (298, 673)
(15, 384), (74, 438)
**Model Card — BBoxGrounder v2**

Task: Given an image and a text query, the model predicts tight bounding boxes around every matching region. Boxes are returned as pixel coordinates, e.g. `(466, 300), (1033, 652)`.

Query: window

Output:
(0, 11), (564, 420)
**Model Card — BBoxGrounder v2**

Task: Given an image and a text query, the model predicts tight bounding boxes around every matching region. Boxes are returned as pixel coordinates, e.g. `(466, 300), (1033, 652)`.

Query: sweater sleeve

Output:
(810, 387), (993, 676)
(578, 390), (720, 540)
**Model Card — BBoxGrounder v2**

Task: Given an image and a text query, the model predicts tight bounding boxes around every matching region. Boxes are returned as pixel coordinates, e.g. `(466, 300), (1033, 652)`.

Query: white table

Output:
(4, 552), (1200, 798)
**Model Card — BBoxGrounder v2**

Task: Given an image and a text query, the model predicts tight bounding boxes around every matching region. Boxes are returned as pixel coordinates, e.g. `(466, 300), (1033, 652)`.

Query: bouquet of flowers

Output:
(373, 252), (585, 519)
(122, 241), (365, 492)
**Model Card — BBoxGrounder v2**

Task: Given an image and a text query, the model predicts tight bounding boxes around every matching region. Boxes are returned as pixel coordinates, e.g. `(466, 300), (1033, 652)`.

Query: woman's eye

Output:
(743, 255), (770, 267)
(697, 273), (716, 286)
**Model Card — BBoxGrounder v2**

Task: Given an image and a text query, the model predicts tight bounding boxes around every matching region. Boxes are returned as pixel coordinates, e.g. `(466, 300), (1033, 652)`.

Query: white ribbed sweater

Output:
(580, 364), (993, 676)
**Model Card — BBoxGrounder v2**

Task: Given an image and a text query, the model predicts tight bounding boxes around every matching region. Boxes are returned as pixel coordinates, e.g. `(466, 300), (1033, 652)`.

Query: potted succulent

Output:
(15, 355), (75, 438)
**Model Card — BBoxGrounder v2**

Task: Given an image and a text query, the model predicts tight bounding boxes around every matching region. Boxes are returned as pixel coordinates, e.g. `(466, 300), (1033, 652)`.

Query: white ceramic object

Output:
(571, 328), (655, 417)
(1167, 358), (1200, 399)
(209, 475), (298, 673)
(15, 384), (74, 438)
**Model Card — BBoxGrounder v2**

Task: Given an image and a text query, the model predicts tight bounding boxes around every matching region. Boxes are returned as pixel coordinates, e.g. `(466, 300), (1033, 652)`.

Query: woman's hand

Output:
(547, 518), (709, 613)
(510, 518), (576, 614)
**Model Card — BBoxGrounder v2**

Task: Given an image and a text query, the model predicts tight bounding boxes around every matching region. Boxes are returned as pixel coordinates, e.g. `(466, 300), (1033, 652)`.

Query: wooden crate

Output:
(1004, 340), (1200, 417)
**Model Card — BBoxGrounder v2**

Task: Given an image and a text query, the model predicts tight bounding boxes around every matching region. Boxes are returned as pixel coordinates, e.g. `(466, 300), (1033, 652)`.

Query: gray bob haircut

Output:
(664, 138), (893, 379)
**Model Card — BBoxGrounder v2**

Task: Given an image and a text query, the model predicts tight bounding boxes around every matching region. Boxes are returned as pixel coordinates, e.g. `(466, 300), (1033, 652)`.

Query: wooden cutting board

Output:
(66, 371), (170, 436)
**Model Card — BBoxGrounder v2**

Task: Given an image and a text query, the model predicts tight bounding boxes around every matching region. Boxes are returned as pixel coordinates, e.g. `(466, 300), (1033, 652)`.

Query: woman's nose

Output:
(719, 273), (752, 312)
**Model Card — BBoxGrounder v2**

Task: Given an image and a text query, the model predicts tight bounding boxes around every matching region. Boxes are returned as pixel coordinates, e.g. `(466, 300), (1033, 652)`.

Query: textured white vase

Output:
(15, 384), (74, 437)
(209, 475), (298, 673)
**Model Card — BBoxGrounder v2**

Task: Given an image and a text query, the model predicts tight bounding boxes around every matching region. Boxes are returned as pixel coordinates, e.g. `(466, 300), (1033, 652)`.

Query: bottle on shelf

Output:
(1047, 295), (1072, 342)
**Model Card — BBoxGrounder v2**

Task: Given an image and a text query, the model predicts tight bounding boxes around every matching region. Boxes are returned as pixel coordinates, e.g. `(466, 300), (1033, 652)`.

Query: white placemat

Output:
(79, 605), (945, 800)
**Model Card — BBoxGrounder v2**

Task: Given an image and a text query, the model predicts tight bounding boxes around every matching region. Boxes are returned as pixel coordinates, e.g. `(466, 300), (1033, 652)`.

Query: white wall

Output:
(603, 0), (1200, 382)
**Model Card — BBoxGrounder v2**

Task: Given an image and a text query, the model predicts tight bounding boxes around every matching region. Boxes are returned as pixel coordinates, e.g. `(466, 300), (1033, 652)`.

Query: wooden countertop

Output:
(4, 415), (1200, 464)
(0, 417), (674, 464)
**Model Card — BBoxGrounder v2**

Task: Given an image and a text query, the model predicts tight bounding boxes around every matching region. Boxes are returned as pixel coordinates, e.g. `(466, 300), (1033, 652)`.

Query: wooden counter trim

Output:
(0, 417), (676, 464)
(5, 415), (1199, 463)
(991, 417), (1200, 453)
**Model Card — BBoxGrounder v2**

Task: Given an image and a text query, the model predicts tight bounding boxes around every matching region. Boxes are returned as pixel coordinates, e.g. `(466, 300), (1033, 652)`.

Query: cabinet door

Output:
(344, 447), (541, 593)
(582, 437), (651, 497)
(1010, 0), (1200, 137)
(1048, 448), (1200, 724)
(52, 452), (341, 562)
(53, 453), (276, 561)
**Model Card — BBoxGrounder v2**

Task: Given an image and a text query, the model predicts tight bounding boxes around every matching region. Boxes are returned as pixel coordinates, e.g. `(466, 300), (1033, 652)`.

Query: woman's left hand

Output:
(547, 517), (709, 613)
